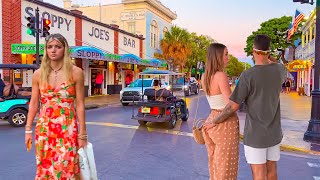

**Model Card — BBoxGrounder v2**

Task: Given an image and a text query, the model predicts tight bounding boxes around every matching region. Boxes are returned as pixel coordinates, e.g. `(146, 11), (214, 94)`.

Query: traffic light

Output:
(26, 16), (36, 36)
(42, 19), (51, 37)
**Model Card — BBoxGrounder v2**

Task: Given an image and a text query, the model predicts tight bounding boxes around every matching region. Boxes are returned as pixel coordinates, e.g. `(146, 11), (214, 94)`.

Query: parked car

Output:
(120, 78), (167, 106)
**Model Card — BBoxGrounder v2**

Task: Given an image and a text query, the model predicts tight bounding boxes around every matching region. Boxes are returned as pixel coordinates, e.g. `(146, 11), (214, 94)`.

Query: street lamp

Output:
(293, 0), (320, 143)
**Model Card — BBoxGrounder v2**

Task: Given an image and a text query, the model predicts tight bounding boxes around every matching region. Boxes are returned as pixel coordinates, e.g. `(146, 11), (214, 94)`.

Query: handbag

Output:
(192, 92), (206, 145)
(78, 142), (98, 180)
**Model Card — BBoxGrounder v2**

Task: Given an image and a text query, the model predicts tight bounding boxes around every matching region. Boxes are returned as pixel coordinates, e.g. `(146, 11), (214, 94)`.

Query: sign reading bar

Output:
(11, 44), (45, 54)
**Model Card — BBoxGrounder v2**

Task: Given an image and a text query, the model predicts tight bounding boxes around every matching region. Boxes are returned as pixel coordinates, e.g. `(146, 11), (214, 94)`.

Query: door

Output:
(102, 69), (108, 94)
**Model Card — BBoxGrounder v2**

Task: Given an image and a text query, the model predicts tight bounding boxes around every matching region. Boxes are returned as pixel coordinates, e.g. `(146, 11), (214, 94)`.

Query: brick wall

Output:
(2, 0), (22, 80)
(114, 31), (119, 54)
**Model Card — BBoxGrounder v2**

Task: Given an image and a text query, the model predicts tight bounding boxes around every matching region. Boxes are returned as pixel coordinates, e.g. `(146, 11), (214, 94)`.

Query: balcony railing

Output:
(295, 38), (315, 60)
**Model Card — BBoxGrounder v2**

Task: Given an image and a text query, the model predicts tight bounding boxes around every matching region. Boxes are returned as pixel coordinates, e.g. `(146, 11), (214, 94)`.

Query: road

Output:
(0, 92), (319, 179)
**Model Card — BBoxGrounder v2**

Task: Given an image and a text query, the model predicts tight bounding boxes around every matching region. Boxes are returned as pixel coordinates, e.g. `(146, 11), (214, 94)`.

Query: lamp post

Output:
(293, 0), (320, 143)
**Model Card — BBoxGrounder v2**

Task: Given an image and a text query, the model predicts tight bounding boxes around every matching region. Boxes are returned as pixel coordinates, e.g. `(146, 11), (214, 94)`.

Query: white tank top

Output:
(206, 94), (227, 109)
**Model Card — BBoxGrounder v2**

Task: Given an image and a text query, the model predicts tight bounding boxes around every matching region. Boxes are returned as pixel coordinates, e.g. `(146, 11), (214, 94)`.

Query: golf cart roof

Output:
(139, 70), (184, 75)
(0, 64), (39, 70)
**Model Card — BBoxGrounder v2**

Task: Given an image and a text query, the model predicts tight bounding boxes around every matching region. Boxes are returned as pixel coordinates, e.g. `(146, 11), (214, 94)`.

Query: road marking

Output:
(314, 176), (320, 180)
(308, 162), (320, 168)
(86, 122), (194, 137)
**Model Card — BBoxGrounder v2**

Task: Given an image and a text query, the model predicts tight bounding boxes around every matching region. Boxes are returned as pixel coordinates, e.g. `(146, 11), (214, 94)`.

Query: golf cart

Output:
(0, 64), (38, 127)
(131, 70), (189, 129)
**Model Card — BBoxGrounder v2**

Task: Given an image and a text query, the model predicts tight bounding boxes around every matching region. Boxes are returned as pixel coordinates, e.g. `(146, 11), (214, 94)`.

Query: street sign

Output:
(11, 44), (45, 54)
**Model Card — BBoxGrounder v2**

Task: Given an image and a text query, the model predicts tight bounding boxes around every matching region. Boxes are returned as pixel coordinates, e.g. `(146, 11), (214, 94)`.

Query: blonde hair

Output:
(202, 43), (226, 95)
(40, 34), (73, 87)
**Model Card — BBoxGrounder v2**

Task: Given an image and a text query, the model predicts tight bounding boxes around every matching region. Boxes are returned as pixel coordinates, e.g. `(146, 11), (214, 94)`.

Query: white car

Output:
(120, 79), (167, 106)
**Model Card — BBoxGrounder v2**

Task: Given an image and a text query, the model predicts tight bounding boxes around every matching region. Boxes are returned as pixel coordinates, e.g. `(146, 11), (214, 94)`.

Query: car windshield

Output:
(173, 77), (186, 85)
(129, 79), (153, 87)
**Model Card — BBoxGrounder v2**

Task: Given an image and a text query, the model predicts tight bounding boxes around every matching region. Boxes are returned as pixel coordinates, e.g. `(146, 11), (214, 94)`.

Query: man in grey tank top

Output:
(204, 34), (287, 180)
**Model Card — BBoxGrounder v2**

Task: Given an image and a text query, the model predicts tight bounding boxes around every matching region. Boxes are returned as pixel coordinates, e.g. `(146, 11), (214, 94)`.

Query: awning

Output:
(11, 44), (168, 68)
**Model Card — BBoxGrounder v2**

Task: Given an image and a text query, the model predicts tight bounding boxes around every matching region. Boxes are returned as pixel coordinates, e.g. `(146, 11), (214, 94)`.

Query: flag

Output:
(293, 10), (305, 31)
(287, 23), (294, 41)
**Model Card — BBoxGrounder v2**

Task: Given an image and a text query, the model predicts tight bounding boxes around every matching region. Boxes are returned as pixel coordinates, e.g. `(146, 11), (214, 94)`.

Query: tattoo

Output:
(212, 104), (235, 124)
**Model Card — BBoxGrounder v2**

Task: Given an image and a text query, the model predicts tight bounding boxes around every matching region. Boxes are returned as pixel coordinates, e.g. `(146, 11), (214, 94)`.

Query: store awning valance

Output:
(287, 60), (310, 72)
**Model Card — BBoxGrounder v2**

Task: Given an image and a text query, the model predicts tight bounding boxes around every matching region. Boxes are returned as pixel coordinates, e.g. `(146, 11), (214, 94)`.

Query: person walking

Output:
(205, 34), (286, 180)
(285, 79), (291, 93)
(25, 33), (88, 179)
(201, 43), (239, 180)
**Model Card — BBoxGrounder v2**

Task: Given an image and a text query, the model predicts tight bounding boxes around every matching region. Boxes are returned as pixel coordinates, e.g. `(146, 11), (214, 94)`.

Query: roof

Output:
(139, 69), (184, 75)
(0, 64), (39, 70)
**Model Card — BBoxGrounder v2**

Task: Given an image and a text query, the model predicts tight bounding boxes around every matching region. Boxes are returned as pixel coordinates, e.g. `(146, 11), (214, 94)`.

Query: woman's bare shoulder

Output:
(214, 71), (228, 80)
(33, 69), (41, 79)
(72, 65), (83, 81)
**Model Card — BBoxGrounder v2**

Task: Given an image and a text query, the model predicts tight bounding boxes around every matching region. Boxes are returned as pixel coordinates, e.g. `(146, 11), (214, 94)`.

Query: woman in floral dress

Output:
(25, 33), (88, 179)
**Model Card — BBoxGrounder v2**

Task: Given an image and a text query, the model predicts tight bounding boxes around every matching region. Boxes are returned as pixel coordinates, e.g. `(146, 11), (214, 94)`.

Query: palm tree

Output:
(160, 26), (192, 72)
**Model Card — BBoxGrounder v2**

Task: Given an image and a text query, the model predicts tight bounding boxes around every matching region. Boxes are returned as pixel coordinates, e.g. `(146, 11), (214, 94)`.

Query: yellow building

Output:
(294, 9), (315, 96)
(63, 0), (177, 61)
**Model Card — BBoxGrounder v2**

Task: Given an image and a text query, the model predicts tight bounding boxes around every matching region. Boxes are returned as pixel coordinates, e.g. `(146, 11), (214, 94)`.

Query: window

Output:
(127, 22), (136, 34)
(150, 20), (159, 49)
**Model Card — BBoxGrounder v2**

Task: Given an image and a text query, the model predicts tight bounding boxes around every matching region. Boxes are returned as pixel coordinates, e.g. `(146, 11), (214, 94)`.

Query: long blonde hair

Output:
(202, 43), (226, 95)
(40, 33), (73, 86)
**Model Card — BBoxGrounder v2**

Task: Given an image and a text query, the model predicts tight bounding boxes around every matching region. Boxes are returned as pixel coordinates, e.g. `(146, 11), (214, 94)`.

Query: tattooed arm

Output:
(208, 101), (240, 125)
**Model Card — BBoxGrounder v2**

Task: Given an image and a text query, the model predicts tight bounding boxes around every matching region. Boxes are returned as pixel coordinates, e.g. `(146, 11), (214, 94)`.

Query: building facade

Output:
(1, 0), (166, 96)
(293, 9), (315, 96)
(63, 0), (177, 60)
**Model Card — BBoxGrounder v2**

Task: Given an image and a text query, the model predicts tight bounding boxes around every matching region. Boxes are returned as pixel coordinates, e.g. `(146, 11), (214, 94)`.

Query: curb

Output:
(85, 102), (120, 110)
(239, 134), (320, 155)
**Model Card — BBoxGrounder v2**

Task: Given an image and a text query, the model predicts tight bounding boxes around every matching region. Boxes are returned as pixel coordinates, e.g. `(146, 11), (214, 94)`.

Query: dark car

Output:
(174, 77), (200, 96)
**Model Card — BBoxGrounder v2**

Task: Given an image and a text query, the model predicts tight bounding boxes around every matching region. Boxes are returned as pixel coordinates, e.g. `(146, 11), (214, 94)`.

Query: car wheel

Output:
(169, 114), (177, 129)
(8, 109), (27, 127)
(138, 120), (147, 125)
(122, 103), (129, 106)
(181, 108), (189, 121)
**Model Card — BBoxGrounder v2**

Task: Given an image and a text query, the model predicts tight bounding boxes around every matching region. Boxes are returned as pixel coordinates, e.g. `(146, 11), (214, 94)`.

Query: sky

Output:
(44, 0), (315, 64)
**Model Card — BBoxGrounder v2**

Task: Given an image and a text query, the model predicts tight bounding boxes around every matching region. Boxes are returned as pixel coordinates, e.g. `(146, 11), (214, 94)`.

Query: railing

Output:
(295, 38), (315, 60)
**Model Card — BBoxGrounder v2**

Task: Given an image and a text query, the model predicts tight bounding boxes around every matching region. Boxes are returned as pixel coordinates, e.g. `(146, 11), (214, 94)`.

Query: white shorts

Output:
(244, 144), (280, 164)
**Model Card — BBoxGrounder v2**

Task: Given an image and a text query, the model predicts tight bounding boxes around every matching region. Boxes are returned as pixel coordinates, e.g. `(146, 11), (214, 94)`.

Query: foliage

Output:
(226, 55), (249, 77)
(244, 16), (303, 57)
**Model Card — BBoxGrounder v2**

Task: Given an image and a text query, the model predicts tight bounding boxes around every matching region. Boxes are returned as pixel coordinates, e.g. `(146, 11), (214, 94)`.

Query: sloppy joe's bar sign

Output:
(21, 1), (76, 46)
(82, 21), (114, 54)
(118, 33), (140, 56)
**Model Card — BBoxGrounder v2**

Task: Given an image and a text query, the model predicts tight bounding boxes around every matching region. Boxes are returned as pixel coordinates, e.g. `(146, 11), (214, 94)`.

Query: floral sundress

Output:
(35, 81), (80, 179)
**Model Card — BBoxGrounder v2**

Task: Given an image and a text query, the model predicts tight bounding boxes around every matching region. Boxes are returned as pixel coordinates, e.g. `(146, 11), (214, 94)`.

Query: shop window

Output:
(150, 20), (159, 49)
(127, 22), (136, 34)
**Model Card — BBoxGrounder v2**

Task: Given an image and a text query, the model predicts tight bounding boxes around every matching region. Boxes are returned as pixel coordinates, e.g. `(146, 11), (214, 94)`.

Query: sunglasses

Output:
(45, 33), (65, 42)
(252, 48), (270, 55)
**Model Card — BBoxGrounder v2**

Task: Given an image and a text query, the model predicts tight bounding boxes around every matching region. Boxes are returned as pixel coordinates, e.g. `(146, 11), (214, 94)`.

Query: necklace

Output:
(50, 66), (63, 84)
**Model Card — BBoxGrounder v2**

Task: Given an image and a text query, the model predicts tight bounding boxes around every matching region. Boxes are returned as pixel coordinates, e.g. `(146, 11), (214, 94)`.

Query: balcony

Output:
(295, 38), (315, 60)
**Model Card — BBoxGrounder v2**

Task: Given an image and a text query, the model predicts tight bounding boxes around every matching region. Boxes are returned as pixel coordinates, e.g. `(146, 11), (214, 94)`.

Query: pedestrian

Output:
(25, 33), (88, 179)
(235, 77), (239, 86)
(0, 74), (5, 97)
(205, 34), (286, 180)
(285, 79), (291, 93)
(125, 73), (131, 87)
(201, 43), (239, 180)
(95, 72), (103, 95)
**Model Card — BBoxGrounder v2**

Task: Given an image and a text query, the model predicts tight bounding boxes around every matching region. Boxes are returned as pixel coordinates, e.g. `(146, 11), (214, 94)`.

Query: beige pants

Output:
(202, 110), (240, 180)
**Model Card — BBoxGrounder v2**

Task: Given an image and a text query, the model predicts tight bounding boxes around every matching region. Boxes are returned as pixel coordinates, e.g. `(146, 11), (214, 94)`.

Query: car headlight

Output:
(120, 90), (124, 94)
(166, 85), (171, 90)
(183, 85), (188, 89)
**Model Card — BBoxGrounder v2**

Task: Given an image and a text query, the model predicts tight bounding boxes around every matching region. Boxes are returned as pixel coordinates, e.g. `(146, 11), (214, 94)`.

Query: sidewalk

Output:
(85, 94), (120, 109)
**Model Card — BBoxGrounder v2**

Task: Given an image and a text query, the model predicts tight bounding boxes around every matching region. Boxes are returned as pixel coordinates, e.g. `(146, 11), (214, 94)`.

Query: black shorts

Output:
(96, 84), (102, 88)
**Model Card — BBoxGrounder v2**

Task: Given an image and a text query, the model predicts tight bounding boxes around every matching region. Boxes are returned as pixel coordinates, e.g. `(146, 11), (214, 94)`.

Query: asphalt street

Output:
(0, 93), (319, 179)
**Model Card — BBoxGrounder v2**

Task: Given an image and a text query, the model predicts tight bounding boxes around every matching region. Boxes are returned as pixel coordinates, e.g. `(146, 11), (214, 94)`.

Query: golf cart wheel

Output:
(169, 115), (177, 129)
(122, 103), (129, 106)
(195, 87), (199, 95)
(8, 109), (27, 127)
(181, 108), (189, 121)
(138, 120), (147, 125)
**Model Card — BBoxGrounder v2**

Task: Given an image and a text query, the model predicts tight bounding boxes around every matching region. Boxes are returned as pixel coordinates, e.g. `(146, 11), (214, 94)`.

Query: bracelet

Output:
(25, 130), (33, 134)
(78, 137), (88, 140)
(25, 125), (32, 128)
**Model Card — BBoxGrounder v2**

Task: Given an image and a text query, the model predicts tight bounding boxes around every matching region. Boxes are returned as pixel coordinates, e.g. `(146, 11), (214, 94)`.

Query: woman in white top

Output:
(201, 43), (240, 180)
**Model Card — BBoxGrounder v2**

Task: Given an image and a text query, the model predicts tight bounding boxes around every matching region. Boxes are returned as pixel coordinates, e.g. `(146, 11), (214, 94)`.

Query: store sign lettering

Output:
(88, 27), (110, 41)
(25, 7), (72, 31)
(77, 50), (104, 60)
(11, 44), (45, 54)
(124, 37), (135, 48)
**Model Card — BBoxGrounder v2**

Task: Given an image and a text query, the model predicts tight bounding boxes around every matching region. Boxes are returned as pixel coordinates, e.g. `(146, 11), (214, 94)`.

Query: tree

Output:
(160, 26), (192, 72)
(185, 33), (211, 77)
(240, 62), (252, 71)
(244, 16), (303, 62)
(226, 55), (246, 77)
